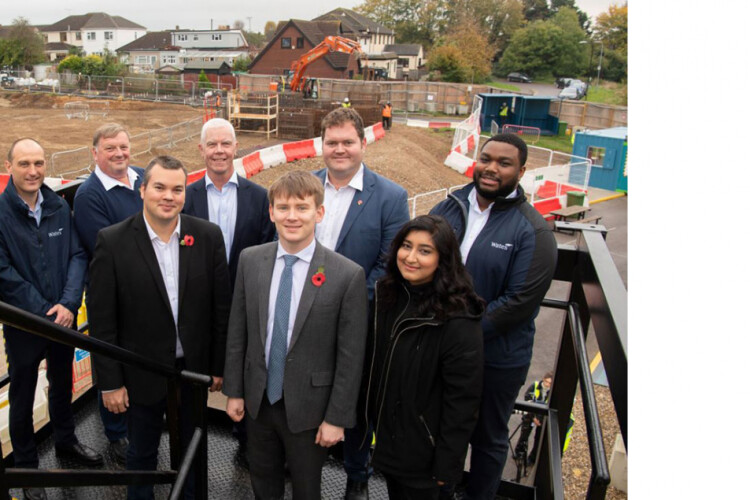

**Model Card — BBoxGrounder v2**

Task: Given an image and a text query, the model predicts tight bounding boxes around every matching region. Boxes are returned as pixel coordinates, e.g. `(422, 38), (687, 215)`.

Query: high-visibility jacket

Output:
(342, 101), (351, 108)
(382, 104), (392, 118)
(499, 105), (509, 117)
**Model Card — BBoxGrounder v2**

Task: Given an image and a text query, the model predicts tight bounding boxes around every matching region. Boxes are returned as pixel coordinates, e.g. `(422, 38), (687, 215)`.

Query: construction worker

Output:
(515, 373), (552, 466)
(342, 97), (351, 108)
(499, 102), (509, 129)
(381, 101), (392, 130)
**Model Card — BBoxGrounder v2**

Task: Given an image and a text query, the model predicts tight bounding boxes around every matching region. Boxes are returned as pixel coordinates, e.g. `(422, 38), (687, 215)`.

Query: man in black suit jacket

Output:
(183, 118), (275, 286)
(88, 155), (231, 500)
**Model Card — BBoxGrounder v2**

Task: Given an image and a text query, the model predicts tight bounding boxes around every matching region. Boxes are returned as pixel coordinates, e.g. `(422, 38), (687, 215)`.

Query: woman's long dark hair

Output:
(379, 215), (484, 320)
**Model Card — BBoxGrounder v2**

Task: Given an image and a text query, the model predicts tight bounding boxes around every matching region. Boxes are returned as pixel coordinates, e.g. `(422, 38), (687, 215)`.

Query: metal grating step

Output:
(9, 396), (389, 499)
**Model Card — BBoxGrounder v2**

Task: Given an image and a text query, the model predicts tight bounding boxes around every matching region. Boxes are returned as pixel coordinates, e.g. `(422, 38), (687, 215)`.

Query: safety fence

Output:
(237, 74), (528, 114)
(3, 70), (234, 106)
(49, 116), (204, 179)
(549, 99), (627, 130)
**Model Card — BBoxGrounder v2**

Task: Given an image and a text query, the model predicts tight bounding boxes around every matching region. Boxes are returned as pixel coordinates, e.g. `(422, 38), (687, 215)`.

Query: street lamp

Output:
(579, 40), (604, 86)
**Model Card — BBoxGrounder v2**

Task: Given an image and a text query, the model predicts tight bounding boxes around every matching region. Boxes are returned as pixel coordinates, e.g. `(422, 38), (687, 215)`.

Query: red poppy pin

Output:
(311, 266), (326, 287)
(357, 199), (363, 206)
(180, 234), (195, 247)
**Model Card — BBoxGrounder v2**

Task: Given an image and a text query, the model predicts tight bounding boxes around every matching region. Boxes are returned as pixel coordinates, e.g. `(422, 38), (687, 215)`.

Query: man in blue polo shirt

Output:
(73, 123), (143, 464)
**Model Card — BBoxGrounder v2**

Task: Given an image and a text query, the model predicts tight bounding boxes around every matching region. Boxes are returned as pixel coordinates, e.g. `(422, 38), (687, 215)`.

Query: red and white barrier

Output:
(231, 123), (386, 180)
(444, 151), (475, 177)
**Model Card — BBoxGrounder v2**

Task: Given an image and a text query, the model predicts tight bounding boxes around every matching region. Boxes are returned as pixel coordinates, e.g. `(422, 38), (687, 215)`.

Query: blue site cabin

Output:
(478, 93), (560, 135)
(572, 126), (628, 193)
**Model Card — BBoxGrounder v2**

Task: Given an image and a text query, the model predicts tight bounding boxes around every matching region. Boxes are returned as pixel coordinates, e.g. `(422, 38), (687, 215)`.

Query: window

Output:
(212, 34), (222, 41)
(194, 35), (199, 40)
(60, 33), (67, 42)
(281, 37), (291, 49)
(163, 55), (176, 64)
(587, 146), (606, 166)
(76, 32), (82, 40)
(398, 58), (409, 68)
(296, 37), (304, 49)
(178, 34), (188, 41)
(105, 31), (113, 40)
(87, 32), (96, 40)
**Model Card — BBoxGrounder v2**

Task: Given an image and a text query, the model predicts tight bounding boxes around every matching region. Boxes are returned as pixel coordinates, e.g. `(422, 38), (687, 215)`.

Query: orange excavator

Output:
(287, 36), (367, 98)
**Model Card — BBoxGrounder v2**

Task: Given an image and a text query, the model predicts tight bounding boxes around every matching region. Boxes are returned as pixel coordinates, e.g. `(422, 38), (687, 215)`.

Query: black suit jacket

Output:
(88, 212), (231, 405)
(183, 175), (275, 286)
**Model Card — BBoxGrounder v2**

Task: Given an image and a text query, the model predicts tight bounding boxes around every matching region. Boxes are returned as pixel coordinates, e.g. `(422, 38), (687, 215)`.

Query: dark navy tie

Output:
(267, 254), (298, 404)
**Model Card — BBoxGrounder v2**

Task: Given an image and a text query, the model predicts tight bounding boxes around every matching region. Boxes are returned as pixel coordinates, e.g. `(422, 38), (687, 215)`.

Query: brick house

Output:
(246, 20), (362, 79)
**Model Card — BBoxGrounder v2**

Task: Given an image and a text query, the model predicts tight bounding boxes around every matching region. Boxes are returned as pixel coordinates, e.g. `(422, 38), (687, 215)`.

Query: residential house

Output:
(246, 19), (362, 80)
(313, 8), (394, 54)
(171, 29), (247, 49)
(384, 44), (425, 79)
(40, 12), (146, 58)
(118, 28), (249, 74)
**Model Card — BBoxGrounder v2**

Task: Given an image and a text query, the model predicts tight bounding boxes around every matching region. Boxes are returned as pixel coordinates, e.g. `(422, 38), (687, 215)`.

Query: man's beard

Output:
(473, 171), (518, 200)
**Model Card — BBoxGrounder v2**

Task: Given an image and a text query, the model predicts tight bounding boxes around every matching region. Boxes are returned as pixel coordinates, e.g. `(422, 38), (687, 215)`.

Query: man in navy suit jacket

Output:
(313, 107), (409, 499)
(183, 118), (275, 288)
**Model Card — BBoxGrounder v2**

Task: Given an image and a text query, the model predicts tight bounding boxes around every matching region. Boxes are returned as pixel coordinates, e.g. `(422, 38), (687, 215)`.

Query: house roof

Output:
(184, 61), (231, 70)
(247, 19), (354, 73)
(45, 42), (76, 51)
(117, 31), (174, 52)
(384, 44), (422, 56)
(42, 13), (146, 32)
(313, 8), (394, 37)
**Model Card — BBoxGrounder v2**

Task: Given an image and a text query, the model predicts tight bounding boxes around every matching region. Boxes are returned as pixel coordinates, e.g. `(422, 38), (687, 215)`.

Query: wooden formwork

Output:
(228, 91), (278, 139)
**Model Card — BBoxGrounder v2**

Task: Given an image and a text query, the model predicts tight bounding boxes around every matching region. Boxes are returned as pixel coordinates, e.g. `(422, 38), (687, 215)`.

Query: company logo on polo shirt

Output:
(48, 227), (64, 238)
(491, 241), (513, 251)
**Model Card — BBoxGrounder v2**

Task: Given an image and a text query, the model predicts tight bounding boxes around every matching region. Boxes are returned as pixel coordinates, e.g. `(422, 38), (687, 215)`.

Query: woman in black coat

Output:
(361, 215), (485, 499)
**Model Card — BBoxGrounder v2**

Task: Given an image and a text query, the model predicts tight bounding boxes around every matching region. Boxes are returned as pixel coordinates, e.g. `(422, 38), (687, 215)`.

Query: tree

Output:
(442, 17), (493, 82)
(595, 3), (627, 57)
(198, 70), (213, 89)
(550, 7), (587, 76)
(264, 21), (277, 41)
(356, 0), (450, 50)
(233, 56), (252, 72)
(428, 45), (469, 82)
(0, 17), (45, 68)
(56, 50), (126, 76)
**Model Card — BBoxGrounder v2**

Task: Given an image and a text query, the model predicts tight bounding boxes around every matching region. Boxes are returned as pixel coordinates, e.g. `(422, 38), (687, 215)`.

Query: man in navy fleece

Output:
(430, 133), (557, 499)
(73, 123), (143, 465)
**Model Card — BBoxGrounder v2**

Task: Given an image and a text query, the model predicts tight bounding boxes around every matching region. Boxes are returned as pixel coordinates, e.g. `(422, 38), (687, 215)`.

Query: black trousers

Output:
(4, 328), (77, 468)
(245, 395), (328, 500)
(383, 474), (439, 500)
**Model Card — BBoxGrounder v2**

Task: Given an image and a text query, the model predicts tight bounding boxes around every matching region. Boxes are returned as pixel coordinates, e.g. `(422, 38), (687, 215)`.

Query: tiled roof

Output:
(41, 13), (145, 32)
(117, 31), (174, 52)
(45, 42), (75, 51)
(384, 44), (422, 56)
(313, 8), (394, 36)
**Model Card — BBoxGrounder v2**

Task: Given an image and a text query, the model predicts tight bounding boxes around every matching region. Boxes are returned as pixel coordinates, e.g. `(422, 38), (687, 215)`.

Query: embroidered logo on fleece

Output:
(48, 227), (64, 238)
(491, 242), (513, 251)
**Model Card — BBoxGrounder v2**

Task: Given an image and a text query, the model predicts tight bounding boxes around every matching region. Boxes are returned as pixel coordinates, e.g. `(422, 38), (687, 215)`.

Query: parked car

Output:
(568, 79), (588, 98)
(559, 86), (582, 100)
(507, 72), (533, 83)
(556, 77), (573, 89)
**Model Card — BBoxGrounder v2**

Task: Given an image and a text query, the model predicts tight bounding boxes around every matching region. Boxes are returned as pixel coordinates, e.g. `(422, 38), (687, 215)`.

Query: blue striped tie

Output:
(267, 254), (298, 404)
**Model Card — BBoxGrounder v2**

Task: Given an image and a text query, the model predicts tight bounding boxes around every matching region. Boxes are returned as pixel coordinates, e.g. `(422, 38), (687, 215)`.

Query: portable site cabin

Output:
(478, 93), (560, 135)
(572, 126), (628, 193)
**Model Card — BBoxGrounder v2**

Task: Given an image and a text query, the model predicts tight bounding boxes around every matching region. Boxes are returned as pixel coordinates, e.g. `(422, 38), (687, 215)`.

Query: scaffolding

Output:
(228, 91), (278, 139)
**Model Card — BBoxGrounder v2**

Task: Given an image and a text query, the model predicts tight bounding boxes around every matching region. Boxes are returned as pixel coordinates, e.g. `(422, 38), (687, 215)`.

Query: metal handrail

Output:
(0, 300), (211, 498)
(542, 298), (611, 498)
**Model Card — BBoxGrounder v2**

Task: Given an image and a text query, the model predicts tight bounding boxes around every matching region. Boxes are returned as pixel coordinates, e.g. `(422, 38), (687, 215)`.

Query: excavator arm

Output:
(288, 36), (365, 92)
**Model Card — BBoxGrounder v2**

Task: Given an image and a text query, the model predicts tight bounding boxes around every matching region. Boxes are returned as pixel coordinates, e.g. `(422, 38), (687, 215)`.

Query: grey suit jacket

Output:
(222, 241), (368, 433)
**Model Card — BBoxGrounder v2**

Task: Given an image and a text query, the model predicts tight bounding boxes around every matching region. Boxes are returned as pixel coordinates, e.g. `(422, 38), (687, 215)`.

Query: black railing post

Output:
(191, 382), (209, 500)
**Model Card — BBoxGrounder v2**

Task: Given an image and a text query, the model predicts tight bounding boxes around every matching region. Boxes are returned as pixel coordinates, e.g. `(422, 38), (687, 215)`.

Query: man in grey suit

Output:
(223, 170), (368, 500)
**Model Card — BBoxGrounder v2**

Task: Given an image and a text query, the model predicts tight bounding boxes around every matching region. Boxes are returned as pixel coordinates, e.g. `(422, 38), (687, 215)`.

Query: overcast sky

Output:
(2, 0), (616, 33)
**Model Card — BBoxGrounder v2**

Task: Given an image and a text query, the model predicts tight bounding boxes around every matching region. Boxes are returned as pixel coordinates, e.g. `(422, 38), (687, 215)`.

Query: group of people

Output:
(0, 105), (557, 500)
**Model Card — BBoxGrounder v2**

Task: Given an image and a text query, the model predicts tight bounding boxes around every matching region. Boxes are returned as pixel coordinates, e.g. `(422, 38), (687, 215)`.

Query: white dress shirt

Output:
(316, 164), (364, 250)
(264, 240), (315, 367)
(459, 187), (518, 263)
(205, 172), (238, 261)
(144, 214), (184, 359)
(94, 165), (140, 191)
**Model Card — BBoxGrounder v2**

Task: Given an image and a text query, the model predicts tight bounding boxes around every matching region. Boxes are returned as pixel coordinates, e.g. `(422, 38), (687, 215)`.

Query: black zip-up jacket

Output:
(430, 183), (557, 368)
(363, 282), (484, 483)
